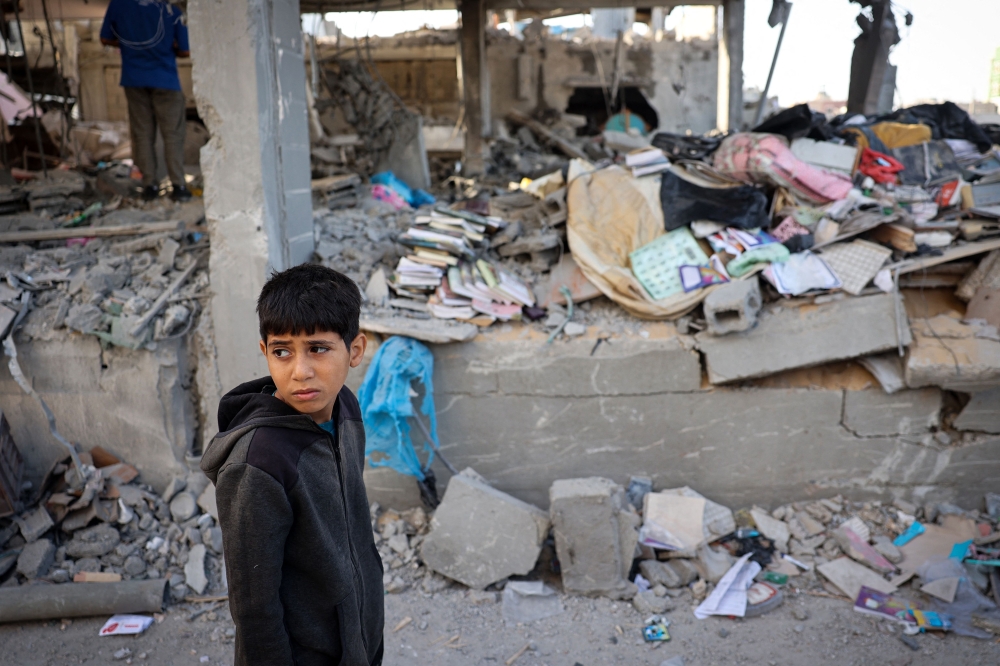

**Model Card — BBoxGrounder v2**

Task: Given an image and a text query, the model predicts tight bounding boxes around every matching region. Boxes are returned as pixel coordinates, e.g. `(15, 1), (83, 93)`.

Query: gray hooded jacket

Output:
(201, 377), (384, 665)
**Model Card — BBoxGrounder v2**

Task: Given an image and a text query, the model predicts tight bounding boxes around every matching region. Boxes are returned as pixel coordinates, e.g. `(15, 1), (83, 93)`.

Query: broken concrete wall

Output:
(0, 334), (194, 493)
(358, 325), (999, 512)
(317, 30), (718, 136)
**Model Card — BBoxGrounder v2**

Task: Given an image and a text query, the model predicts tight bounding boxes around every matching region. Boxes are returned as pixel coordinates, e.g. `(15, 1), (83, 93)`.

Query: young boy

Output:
(201, 264), (384, 665)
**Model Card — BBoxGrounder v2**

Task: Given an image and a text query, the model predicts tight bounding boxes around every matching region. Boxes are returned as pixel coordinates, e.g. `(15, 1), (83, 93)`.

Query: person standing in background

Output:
(100, 0), (191, 202)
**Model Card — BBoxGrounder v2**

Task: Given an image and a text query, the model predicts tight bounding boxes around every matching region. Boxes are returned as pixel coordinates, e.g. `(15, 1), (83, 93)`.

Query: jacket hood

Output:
(201, 377), (321, 484)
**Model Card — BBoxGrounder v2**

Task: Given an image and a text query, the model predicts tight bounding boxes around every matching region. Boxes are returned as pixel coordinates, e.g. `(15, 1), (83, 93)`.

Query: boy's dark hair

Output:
(257, 264), (361, 344)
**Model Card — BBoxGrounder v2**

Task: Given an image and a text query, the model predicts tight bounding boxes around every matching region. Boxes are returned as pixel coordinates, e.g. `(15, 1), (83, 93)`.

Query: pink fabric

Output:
(712, 133), (854, 204)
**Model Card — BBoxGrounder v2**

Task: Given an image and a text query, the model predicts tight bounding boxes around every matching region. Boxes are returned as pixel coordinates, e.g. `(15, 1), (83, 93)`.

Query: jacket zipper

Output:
(322, 425), (370, 656)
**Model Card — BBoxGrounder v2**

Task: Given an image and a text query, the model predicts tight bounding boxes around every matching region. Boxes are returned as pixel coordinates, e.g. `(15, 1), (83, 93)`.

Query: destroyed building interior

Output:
(3, 0), (1000, 663)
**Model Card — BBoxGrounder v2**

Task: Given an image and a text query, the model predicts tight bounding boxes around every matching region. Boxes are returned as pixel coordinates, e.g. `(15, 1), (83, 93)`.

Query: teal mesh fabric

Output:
(358, 336), (438, 479)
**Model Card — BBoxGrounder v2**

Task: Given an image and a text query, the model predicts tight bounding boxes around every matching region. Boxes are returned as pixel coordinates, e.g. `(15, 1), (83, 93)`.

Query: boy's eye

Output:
(311, 346), (330, 354)
(273, 349), (290, 358)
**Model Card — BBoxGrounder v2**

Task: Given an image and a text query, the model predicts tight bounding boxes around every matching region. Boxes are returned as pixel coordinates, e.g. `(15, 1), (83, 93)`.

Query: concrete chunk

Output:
(550, 477), (640, 599)
(905, 316), (1000, 391)
(421, 469), (549, 590)
(704, 278), (762, 335)
(954, 388), (1000, 433)
(15, 506), (54, 543)
(843, 388), (941, 436)
(185, 543), (208, 594)
(197, 485), (218, 521)
(697, 294), (909, 383)
(16, 537), (54, 579)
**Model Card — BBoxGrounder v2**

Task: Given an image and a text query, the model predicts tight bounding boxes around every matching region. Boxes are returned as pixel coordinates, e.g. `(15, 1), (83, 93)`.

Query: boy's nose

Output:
(291, 357), (315, 380)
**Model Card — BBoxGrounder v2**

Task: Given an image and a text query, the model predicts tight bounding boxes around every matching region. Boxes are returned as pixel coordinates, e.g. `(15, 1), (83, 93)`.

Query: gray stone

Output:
(421, 469), (549, 590)
(697, 294), (909, 383)
(387, 534), (409, 555)
(659, 658), (685, 666)
(169, 492), (199, 522)
(14, 506), (54, 543)
(204, 527), (224, 555)
(16, 538), (55, 579)
(364, 268), (390, 306)
(197, 484), (218, 520)
(549, 477), (639, 599)
(74, 557), (101, 573)
(184, 527), (202, 546)
(954, 388), (1000, 434)
(65, 524), (121, 559)
(162, 476), (186, 502)
(184, 543), (208, 594)
(843, 389), (942, 436)
(704, 277), (762, 335)
(123, 555), (146, 576)
(872, 535), (903, 564)
(563, 322), (586, 337)
(64, 303), (103, 333)
(501, 581), (564, 623)
(639, 560), (682, 588)
(632, 590), (674, 614)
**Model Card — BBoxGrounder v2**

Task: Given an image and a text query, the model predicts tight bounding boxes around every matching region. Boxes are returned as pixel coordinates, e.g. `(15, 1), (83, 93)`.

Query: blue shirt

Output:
(318, 420), (336, 437)
(100, 0), (189, 91)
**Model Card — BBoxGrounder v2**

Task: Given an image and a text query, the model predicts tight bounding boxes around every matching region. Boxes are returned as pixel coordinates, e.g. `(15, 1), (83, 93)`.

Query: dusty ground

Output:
(2, 585), (998, 666)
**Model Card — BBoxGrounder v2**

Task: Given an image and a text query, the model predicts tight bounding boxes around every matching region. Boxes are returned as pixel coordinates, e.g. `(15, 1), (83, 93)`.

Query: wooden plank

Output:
(460, 0), (487, 175)
(0, 220), (184, 244)
(507, 109), (589, 161)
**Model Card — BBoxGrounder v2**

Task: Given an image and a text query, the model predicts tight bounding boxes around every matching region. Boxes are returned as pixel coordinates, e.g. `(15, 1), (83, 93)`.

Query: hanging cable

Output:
(11, 0), (47, 177)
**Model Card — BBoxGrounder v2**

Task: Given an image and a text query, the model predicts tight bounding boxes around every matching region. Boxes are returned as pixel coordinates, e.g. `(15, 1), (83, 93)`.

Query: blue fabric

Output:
(318, 419), (336, 436)
(100, 0), (189, 90)
(370, 171), (435, 208)
(358, 336), (438, 480)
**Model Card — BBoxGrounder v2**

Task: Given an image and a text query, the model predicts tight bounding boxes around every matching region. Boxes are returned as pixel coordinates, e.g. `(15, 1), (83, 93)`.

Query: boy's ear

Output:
(259, 339), (267, 356)
(349, 333), (367, 368)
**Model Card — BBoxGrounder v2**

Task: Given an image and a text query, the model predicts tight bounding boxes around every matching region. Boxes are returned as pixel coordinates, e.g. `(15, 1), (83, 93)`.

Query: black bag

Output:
(659, 170), (770, 231)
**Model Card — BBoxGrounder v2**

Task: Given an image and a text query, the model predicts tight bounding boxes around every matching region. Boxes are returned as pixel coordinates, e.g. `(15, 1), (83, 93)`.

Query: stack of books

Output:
(389, 206), (535, 322)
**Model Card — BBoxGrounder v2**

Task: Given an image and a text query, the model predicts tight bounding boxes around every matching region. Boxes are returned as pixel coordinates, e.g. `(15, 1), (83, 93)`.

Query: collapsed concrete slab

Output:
(421, 469), (549, 590)
(549, 477), (639, 599)
(433, 325), (702, 397)
(0, 335), (194, 493)
(697, 294), (909, 384)
(905, 316), (1000, 391)
(843, 388), (942, 436)
(954, 389), (1000, 434)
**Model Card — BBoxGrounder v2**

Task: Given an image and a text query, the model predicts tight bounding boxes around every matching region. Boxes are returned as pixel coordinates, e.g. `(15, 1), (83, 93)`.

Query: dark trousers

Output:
(124, 87), (186, 188)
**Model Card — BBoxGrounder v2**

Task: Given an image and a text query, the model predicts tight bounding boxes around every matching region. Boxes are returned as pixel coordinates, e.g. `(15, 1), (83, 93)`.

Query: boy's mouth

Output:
(290, 389), (321, 401)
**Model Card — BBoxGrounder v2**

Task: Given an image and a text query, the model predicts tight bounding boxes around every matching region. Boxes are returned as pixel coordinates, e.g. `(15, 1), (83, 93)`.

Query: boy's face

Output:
(259, 330), (367, 424)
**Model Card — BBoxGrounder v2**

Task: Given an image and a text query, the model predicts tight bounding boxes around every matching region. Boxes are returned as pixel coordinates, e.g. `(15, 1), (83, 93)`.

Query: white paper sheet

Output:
(694, 553), (762, 619)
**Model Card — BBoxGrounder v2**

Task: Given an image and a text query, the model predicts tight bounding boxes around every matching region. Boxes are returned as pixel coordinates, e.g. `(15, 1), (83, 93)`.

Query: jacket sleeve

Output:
(216, 462), (294, 665)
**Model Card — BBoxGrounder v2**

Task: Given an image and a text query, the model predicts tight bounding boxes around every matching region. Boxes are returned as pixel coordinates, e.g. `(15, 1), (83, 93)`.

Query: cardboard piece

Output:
(898, 515), (979, 574)
(817, 557), (897, 600)
(538, 253), (602, 308)
(921, 577), (960, 603)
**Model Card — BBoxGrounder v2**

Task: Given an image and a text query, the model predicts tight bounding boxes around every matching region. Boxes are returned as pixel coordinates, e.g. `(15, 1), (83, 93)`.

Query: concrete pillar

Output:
(460, 0), (489, 175)
(717, 0), (744, 131)
(187, 0), (315, 394)
(847, 0), (898, 116)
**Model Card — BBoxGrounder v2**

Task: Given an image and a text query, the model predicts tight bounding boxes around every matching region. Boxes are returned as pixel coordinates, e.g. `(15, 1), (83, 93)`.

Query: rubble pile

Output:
(0, 450), (225, 602)
(382, 469), (1000, 641)
(0, 197), (208, 351)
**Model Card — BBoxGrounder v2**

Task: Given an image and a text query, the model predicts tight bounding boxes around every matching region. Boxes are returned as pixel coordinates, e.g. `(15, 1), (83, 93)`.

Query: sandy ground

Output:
(2, 584), (998, 666)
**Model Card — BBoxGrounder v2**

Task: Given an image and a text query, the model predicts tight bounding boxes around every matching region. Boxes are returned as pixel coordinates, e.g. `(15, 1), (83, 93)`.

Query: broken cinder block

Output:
(550, 477), (640, 600)
(421, 469), (549, 590)
(703, 278), (762, 336)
